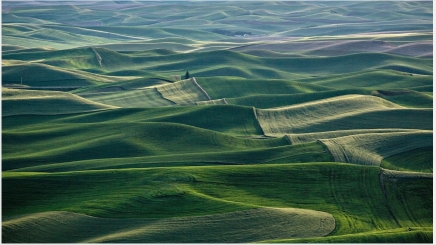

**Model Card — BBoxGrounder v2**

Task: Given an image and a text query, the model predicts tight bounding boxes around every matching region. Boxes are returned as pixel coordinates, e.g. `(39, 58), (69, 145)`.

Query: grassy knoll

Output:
(3, 163), (432, 240)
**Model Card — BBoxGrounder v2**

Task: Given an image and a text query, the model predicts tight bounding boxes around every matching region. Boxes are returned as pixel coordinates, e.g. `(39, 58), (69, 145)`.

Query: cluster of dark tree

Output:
(212, 29), (252, 36)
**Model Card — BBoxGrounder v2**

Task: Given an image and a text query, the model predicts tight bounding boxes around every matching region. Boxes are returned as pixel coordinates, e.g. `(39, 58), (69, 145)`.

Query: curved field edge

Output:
(260, 227), (433, 243)
(2, 208), (335, 243)
(2, 163), (432, 237)
(255, 94), (406, 136)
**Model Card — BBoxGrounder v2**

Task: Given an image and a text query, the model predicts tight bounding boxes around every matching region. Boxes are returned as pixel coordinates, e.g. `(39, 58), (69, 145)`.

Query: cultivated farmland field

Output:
(1, 1), (433, 243)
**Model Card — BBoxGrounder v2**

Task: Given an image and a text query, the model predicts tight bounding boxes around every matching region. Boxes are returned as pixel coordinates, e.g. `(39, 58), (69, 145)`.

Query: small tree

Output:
(185, 71), (190, 79)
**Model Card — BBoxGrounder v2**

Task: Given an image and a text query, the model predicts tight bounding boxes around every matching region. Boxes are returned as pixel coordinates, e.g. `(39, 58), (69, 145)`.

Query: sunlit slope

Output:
(2, 208), (334, 243)
(156, 78), (210, 105)
(255, 94), (416, 136)
(286, 129), (423, 145)
(2, 88), (116, 116)
(3, 163), (432, 238)
(79, 87), (175, 108)
(77, 76), (332, 108)
(320, 131), (432, 166)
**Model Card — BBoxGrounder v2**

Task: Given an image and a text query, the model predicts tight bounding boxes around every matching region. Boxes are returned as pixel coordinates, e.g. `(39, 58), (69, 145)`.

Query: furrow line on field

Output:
(192, 77), (211, 101)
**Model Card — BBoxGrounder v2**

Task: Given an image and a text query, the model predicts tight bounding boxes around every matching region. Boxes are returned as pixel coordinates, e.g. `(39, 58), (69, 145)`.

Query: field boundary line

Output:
(154, 87), (177, 104)
(91, 47), (103, 67)
(192, 77), (211, 101)
(252, 107), (266, 136)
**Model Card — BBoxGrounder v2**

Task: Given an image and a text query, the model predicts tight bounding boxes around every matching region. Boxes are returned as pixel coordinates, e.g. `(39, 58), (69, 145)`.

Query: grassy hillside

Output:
(2, 208), (334, 243)
(320, 131), (433, 166)
(255, 94), (404, 136)
(3, 163), (432, 242)
(381, 146), (433, 173)
(2, 88), (116, 116)
(2, 1), (432, 243)
(2, 121), (289, 171)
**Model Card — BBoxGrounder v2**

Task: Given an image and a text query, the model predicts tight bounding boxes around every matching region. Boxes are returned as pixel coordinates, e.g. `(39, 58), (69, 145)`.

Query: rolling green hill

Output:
(3, 208), (335, 243)
(2, 163), (432, 242)
(2, 88), (116, 116)
(2, 1), (432, 243)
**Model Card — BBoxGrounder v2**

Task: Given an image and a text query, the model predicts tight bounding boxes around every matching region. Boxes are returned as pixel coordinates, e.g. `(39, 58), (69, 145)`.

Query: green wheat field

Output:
(2, 0), (433, 243)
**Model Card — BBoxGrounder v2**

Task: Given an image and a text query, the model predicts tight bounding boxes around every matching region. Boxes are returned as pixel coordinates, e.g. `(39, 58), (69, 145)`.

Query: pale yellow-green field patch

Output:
(256, 94), (403, 136)
(286, 129), (422, 145)
(319, 130), (432, 166)
(156, 78), (210, 105)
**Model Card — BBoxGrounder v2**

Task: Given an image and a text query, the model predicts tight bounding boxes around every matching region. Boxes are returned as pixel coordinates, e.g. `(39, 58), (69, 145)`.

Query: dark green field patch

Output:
(381, 146), (433, 173)
(3, 163), (432, 237)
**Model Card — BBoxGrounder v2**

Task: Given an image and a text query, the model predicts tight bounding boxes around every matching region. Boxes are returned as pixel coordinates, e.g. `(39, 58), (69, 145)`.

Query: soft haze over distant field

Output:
(2, 1), (433, 243)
